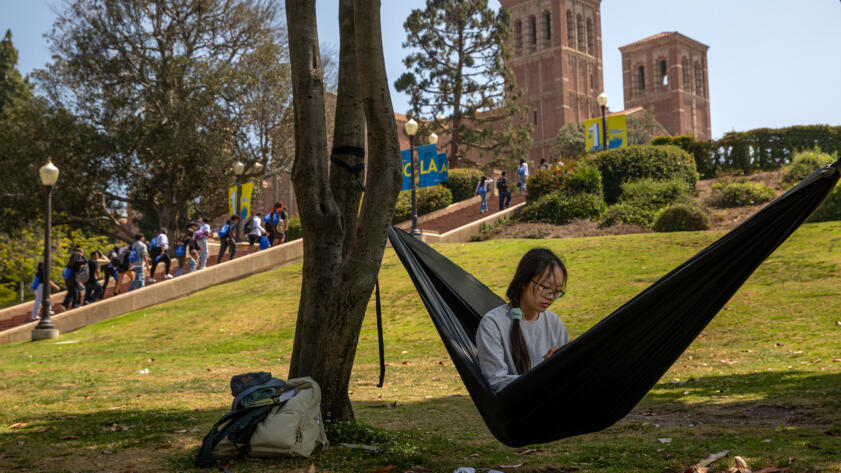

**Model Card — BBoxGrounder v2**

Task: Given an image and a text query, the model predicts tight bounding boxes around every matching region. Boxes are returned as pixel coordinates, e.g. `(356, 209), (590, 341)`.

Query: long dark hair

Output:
(505, 248), (567, 374)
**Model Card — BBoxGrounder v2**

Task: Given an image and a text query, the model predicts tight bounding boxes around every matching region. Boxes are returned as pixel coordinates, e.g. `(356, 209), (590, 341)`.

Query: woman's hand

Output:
(544, 346), (560, 359)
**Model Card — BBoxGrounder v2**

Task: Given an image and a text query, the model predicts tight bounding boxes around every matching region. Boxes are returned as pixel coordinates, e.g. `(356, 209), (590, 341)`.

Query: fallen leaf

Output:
(154, 443), (173, 450)
(469, 453), (480, 457)
(9, 422), (29, 429)
(754, 468), (790, 473)
(37, 427), (54, 433)
(657, 438), (672, 444)
(307, 464), (317, 473)
(61, 435), (79, 440)
(497, 464), (524, 469)
(122, 467), (136, 473)
(734, 456), (749, 471)
(517, 448), (540, 455)
(410, 465), (430, 471)
(17, 441), (25, 446)
(101, 448), (114, 455)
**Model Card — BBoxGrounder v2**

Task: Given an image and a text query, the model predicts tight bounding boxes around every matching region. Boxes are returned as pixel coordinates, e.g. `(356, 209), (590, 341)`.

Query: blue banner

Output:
(401, 149), (412, 191)
(437, 152), (448, 184)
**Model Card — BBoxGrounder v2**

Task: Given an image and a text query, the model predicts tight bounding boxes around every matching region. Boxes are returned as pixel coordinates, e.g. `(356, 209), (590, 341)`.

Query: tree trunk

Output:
(286, 0), (402, 421)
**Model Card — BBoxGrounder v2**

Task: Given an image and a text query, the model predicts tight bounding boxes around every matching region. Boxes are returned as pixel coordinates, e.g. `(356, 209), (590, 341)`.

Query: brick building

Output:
(500, 0), (605, 162)
(619, 32), (711, 140)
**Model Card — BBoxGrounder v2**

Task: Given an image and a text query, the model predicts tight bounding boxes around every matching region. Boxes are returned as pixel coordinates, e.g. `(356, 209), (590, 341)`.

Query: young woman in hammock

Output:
(476, 248), (569, 393)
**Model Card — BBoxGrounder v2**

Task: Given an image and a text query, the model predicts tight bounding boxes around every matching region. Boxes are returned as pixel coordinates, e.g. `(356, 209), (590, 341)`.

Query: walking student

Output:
(128, 234), (150, 291)
(31, 261), (60, 320)
(83, 250), (106, 304)
(115, 244), (134, 295)
(517, 159), (529, 194)
(101, 246), (120, 297)
(247, 212), (266, 246)
(216, 215), (239, 264)
(475, 175), (489, 213)
(149, 228), (172, 282)
(60, 247), (86, 310)
(497, 171), (512, 210)
(265, 202), (289, 247)
(196, 218), (211, 270)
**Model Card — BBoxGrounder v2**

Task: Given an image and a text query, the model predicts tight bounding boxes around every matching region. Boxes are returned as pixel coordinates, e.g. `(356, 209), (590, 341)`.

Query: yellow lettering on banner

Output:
(427, 158), (438, 174)
(403, 162), (412, 178)
(440, 160), (447, 173)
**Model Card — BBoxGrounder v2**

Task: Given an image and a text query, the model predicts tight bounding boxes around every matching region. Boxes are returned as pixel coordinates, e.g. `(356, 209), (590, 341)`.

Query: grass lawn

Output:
(1, 222), (840, 472)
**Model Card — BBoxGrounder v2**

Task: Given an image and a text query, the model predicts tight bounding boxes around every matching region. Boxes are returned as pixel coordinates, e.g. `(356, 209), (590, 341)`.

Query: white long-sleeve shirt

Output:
(475, 303), (568, 393)
(156, 233), (169, 250)
(249, 216), (266, 236)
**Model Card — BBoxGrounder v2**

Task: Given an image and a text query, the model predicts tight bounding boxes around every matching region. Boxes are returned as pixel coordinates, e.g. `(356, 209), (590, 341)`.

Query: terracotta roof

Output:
(609, 106), (645, 117)
(619, 31), (709, 51)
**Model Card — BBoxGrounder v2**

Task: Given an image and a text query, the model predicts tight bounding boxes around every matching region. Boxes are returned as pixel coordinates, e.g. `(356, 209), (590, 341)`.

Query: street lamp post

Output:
(32, 160), (60, 341)
(597, 92), (608, 151)
(233, 161), (245, 241)
(404, 118), (421, 237)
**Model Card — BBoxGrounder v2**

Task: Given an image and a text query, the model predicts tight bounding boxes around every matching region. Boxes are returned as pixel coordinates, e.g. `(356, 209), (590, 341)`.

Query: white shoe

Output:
(164, 274), (173, 279)
(148, 278), (157, 283)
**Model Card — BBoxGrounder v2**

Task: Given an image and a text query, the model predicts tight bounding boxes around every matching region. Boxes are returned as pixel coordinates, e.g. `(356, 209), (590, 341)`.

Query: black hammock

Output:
(387, 159), (840, 447)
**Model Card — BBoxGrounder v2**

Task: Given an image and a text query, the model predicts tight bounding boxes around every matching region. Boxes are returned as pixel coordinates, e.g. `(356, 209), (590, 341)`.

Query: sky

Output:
(2, 0), (840, 139)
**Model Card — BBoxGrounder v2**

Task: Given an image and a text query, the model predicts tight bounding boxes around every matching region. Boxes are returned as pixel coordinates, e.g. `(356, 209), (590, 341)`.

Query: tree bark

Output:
(285, 0), (401, 421)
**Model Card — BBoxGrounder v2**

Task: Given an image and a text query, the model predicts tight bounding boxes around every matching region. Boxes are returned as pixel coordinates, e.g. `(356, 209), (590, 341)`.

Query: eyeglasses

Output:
(531, 280), (565, 300)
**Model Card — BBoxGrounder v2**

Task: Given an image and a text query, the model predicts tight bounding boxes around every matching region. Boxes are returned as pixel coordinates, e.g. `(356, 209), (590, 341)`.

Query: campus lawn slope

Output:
(0, 222), (840, 472)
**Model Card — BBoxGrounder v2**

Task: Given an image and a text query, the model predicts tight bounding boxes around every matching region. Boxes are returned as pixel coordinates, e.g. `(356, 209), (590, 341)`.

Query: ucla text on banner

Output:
(228, 181), (254, 219)
(437, 152), (448, 183)
(401, 149), (412, 191)
(585, 114), (628, 152)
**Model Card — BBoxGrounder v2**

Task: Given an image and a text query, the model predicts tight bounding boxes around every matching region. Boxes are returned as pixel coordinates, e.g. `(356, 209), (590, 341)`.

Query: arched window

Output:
(514, 20), (523, 54)
(694, 61), (704, 96)
(586, 18), (594, 55)
(529, 16), (537, 45)
(544, 11), (551, 41)
(659, 59), (668, 88)
(576, 14), (585, 52)
(566, 10), (575, 49)
(638, 65), (646, 91)
(682, 57), (690, 91)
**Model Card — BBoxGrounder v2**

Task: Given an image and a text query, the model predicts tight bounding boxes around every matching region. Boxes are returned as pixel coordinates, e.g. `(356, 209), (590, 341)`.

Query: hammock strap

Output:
(331, 145), (386, 387)
(330, 146), (366, 191)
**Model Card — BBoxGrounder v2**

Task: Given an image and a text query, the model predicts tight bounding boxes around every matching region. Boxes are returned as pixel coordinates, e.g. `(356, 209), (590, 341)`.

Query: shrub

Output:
(783, 148), (836, 184)
(599, 178), (693, 227)
(708, 180), (776, 208)
(599, 202), (657, 227)
(810, 183), (841, 222)
(587, 144), (698, 203)
(565, 163), (603, 196)
(652, 203), (710, 232)
(443, 168), (485, 202)
(393, 185), (453, 222)
(286, 215), (302, 241)
(526, 166), (570, 202)
(651, 135), (716, 178)
(619, 178), (693, 209)
(519, 192), (605, 225)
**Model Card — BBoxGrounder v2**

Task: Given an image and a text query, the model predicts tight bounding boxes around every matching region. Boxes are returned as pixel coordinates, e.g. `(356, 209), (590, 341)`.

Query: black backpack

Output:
(243, 218), (254, 234)
(76, 259), (90, 284)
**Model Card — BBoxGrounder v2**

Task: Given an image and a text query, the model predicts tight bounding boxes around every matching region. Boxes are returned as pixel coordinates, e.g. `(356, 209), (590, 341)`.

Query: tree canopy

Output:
(394, 0), (531, 169)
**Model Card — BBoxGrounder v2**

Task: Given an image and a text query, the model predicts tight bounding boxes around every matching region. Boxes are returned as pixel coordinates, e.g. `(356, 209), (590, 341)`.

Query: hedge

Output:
(587, 145), (698, 203)
(519, 192), (605, 225)
(714, 125), (841, 174)
(286, 215), (302, 241)
(526, 166), (570, 202)
(394, 185), (453, 222)
(443, 168), (485, 202)
(809, 183), (841, 222)
(652, 203), (710, 232)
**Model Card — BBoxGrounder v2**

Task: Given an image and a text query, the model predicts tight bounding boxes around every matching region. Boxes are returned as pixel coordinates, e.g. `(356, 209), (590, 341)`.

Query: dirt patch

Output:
(488, 219), (650, 239)
(622, 401), (830, 430)
(697, 170), (786, 231)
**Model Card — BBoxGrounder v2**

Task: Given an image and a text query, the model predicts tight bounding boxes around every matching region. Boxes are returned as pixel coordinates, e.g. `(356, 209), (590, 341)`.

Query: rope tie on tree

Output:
(330, 145), (386, 387)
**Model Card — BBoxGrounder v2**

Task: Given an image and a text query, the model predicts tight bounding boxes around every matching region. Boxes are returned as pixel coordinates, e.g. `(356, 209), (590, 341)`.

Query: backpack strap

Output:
(231, 378), (289, 411)
(330, 146), (366, 191)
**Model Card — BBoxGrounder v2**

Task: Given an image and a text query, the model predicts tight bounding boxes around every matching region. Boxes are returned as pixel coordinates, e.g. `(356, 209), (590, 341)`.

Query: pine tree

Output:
(0, 30), (30, 114)
(394, 0), (531, 169)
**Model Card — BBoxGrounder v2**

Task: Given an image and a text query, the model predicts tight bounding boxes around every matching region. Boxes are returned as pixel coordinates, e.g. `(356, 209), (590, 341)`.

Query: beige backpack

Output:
(199, 377), (329, 465)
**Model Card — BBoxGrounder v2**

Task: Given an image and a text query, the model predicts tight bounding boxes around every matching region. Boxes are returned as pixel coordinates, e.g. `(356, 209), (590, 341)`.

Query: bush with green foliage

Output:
(565, 163), (603, 196)
(714, 125), (841, 174)
(519, 192), (605, 225)
(525, 166), (569, 202)
(443, 168), (484, 202)
(782, 148), (836, 184)
(652, 203), (710, 232)
(285, 215), (302, 241)
(809, 183), (841, 222)
(393, 185), (453, 222)
(708, 180), (776, 208)
(599, 178), (693, 228)
(651, 135), (715, 178)
(587, 145), (698, 203)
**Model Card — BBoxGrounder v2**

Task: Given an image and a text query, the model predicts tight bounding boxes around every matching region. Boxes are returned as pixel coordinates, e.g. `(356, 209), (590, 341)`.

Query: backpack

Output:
(76, 261), (90, 284)
(243, 218), (255, 234)
(118, 250), (130, 270)
(196, 373), (328, 467)
(218, 223), (230, 239)
(150, 236), (158, 248)
(30, 275), (40, 290)
(259, 236), (270, 250)
(61, 267), (71, 280)
(128, 247), (139, 263)
(496, 177), (506, 191)
(518, 165), (526, 176)
(175, 244), (186, 257)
